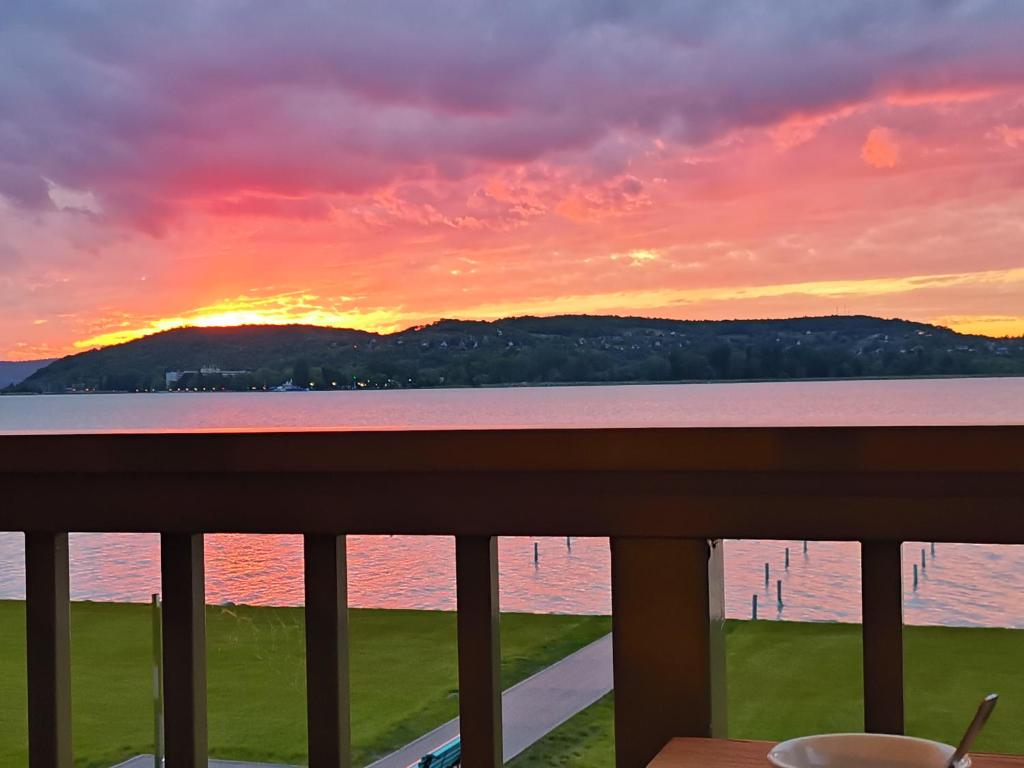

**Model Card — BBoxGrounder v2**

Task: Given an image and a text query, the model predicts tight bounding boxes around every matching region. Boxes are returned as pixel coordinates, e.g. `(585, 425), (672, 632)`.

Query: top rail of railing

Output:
(0, 426), (1022, 540)
(1, 425), (1022, 472)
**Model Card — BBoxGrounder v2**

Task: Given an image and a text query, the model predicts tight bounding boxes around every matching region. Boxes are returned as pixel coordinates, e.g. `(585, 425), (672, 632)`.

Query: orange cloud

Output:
(610, 249), (661, 267)
(937, 315), (1024, 338)
(861, 127), (901, 168)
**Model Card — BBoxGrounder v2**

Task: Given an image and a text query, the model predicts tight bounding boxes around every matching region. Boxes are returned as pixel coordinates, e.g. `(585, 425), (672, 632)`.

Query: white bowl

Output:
(768, 733), (969, 768)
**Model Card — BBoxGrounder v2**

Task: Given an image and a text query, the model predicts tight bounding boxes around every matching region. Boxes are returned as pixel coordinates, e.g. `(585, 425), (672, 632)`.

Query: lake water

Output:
(1, 377), (1023, 626)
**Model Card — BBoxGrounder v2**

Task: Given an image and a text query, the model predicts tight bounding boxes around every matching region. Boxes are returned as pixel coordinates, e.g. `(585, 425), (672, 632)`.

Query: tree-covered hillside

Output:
(11, 315), (1024, 393)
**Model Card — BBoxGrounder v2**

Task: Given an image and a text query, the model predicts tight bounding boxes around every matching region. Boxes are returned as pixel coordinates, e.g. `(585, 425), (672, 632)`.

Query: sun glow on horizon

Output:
(66, 266), (1024, 354)
(938, 316), (1024, 338)
(73, 293), (408, 350)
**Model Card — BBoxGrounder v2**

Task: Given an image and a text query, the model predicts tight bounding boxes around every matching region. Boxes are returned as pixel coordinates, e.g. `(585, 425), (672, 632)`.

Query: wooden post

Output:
(25, 531), (72, 768)
(160, 533), (207, 767)
(455, 536), (502, 768)
(611, 538), (726, 768)
(304, 534), (351, 768)
(152, 594), (164, 768)
(861, 540), (904, 734)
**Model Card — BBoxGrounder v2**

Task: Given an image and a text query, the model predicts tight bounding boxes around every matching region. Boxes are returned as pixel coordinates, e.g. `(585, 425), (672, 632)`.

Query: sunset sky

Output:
(2, 1), (1023, 360)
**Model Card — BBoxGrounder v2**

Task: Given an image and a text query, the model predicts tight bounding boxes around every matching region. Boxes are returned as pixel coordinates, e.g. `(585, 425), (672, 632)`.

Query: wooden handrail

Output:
(1, 428), (1022, 542)
(3, 426), (1022, 768)
(2, 426), (1023, 473)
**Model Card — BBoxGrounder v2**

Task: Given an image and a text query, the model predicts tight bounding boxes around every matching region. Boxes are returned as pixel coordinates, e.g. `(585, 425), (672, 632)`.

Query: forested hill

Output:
(12, 315), (1024, 393)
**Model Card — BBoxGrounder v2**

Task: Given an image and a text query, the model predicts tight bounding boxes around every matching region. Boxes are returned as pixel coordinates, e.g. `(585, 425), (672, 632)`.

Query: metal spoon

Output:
(947, 693), (998, 768)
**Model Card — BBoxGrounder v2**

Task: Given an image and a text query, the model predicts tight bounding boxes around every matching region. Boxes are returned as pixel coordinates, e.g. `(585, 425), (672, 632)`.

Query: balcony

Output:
(1, 425), (1023, 768)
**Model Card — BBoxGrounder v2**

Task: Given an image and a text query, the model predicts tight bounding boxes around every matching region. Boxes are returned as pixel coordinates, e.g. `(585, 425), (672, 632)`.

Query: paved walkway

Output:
(367, 632), (613, 768)
(113, 632), (613, 768)
(113, 758), (297, 768)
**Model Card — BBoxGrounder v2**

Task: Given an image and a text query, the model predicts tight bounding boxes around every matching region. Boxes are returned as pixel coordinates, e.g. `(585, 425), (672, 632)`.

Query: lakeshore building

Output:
(165, 366), (250, 388)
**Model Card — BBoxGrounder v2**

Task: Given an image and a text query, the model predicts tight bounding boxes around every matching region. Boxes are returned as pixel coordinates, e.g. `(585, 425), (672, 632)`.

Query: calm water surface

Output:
(1, 377), (1022, 626)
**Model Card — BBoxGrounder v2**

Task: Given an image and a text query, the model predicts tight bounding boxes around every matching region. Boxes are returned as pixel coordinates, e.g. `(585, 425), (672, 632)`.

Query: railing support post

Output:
(25, 531), (72, 768)
(861, 540), (904, 734)
(455, 535), (503, 768)
(160, 533), (207, 767)
(304, 534), (351, 768)
(611, 537), (726, 768)
(151, 593), (165, 768)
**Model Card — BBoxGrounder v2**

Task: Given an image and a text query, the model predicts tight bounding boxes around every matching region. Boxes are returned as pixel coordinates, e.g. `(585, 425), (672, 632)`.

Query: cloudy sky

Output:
(2, 0), (1023, 359)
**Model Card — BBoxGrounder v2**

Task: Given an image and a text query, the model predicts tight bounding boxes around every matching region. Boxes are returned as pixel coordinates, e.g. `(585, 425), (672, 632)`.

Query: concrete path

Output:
(113, 758), (298, 768)
(112, 632), (613, 768)
(366, 632), (613, 768)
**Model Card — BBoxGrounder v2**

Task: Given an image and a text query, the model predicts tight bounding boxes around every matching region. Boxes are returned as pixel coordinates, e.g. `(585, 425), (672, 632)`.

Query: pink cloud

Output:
(204, 195), (334, 220)
(3, 2), (1024, 231)
(990, 124), (1024, 148)
(861, 127), (902, 168)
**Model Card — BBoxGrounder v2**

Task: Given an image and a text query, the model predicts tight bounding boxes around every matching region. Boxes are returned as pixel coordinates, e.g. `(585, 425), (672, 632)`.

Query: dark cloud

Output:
(1, 0), (1023, 230)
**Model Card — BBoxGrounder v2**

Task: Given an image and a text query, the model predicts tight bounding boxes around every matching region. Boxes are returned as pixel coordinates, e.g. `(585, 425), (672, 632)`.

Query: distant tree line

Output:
(10, 315), (1024, 393)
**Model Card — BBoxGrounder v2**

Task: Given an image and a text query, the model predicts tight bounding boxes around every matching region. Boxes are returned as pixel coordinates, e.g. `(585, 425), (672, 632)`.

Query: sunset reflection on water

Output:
(2, 533), (1024, 627)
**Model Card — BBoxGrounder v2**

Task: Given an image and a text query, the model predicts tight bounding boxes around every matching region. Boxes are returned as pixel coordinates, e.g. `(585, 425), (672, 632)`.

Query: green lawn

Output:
(4, 606), (1024, 768)
(509, 620), (1024, 767)
(0, 601), (610, 768)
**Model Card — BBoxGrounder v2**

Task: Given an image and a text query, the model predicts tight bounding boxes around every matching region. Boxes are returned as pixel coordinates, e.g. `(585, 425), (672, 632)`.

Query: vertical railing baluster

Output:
(161, 533), (207, 767)
(455, 535), (503, 768)
(25, 531), (73, 768)
(610, 537), (727, 768)
(861, 540), (904, 734)
(304, 534), (351, 768)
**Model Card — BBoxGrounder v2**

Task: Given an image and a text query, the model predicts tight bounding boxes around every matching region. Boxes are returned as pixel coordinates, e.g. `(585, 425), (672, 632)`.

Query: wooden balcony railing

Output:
(2, 426), (1023, 768)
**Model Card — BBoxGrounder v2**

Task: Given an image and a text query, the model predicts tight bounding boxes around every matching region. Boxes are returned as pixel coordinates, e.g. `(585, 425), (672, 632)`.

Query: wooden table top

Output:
(649, 738), (1024, 768)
